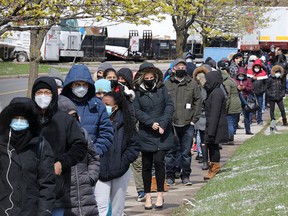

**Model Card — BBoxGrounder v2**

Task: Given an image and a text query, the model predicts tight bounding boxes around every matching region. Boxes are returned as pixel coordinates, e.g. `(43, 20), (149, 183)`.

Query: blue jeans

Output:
(52, 208), (64, 216)
(227, 114), (238, 139)
(256, 94), (264, 124)
(165, 124), (194, 179)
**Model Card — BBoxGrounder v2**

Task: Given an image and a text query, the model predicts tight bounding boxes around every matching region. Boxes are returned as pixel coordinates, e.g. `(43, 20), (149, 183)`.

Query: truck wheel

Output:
(16, 52), (28, 62)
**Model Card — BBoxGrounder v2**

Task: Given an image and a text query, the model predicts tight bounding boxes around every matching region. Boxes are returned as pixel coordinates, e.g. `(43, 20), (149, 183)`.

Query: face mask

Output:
(186, 59), (193, 63)
(10, 118), (29, 131)
(35, 95), (52, 109)
(238, 76), (244, 80)
(119, 81), (127, 86)
(175, 70), (187, 78)
(105, 105), (116, 117)
(143, 79), (155, 89)
(72, 86), (88, 98)
(275, 73), (281, 78)
(110, 80), (118, 89)
(254, 68), (260, 73)
(271, 49), (275, 53)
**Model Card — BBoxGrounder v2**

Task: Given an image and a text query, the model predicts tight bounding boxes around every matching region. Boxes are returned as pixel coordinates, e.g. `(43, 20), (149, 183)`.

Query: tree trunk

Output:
(27, 29), (48, 97)
(176, 30), (185, 58)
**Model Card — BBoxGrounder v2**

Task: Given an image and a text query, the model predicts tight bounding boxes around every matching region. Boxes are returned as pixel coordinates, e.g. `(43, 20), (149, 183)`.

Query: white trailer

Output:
(0, 19), (84, 62)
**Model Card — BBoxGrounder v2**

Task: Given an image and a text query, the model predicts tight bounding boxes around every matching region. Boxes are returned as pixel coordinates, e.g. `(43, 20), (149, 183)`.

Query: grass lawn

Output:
(175, 99), (288, 216)
(0, 62), (68, 76)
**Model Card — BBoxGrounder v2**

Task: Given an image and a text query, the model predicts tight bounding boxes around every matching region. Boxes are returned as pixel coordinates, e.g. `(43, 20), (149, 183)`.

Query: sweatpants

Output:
(94, 168), (131, 216)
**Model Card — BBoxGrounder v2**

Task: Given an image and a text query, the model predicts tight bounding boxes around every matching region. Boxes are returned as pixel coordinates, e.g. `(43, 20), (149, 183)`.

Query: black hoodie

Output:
(32, 76), (87, 208)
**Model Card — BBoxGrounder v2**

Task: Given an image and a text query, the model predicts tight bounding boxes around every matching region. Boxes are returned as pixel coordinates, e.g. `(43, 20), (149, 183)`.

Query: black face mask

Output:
(119, 81), (127, 86)
(110, 80), (118, 88)
(175, 70), (187, 78)
(143, 79), (155, 89)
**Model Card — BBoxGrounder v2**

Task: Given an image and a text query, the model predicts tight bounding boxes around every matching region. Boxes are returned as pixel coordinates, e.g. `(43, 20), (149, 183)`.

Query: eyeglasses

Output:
(35, 90), (52, 96)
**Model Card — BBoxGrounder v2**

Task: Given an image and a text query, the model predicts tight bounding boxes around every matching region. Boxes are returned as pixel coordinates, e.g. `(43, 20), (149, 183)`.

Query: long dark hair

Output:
(104, 91), (135, 139)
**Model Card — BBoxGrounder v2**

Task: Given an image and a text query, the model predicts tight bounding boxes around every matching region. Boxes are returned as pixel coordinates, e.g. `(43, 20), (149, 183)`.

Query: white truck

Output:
(0, 19), (84, 62)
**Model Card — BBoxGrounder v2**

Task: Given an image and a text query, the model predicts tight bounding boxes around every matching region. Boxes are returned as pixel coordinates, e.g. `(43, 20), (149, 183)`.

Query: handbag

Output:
(244, 92), (260, 113)
(172, 125), (180, 145)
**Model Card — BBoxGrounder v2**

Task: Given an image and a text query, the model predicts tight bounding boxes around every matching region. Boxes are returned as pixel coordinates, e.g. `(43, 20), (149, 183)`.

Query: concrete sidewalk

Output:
(124, 114), (269, 216)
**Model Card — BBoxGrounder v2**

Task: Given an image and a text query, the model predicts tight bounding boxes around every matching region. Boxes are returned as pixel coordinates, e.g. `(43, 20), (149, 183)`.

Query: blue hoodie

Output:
(62, 64), (114, 157)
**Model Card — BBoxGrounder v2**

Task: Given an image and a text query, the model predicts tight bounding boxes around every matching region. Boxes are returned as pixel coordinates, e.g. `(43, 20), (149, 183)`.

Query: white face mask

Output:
(254, 68), (260, 73)
(186, 58), (193, 63)
(35, 95), (52, 109)
(72, 86), (88, 98)
(275, 73), (281, 78)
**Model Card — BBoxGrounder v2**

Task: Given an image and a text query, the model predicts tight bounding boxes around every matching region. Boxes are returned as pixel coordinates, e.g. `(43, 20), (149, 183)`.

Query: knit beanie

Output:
(33, 81), (52, 92)
(94, 79), (111, 93)
(97, 62), (113, 72)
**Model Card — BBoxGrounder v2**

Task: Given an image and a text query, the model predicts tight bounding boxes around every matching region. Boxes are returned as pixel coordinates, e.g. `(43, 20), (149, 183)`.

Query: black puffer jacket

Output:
(134, 82), (174, 152)
(99, 110), (140, 181)
(266, 65), (286, 101)
(204, 70), (228, 144)
(32, 77), (87, 208)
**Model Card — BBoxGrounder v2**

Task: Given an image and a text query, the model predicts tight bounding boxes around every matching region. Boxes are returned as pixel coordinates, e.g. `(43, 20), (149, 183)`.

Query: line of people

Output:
(1, 49), (287, 215)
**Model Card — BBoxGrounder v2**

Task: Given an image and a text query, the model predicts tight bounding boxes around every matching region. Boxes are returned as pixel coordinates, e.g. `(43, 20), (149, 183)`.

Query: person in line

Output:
(219, 63), (242, 145)
(229, 52), (243, 78)
(266, 65), (287, 126)
(58, 96), (100, 216)
(203, 70), (228, 180)
(117, 67), (136, 101)
(95, 91), (140, 216)
(234, 67), (254, 135)
(192, 66), (209, 170)
(247, 59), (268, 125)
(103, 68), (120, 92)
(133, 62), (174, 210)
(31, 76), (88, 216)
(0, 97), (55, 216)
(165, 58), (202, 186)
(61, 64), (114, 158)
(93, 62), (113, 81)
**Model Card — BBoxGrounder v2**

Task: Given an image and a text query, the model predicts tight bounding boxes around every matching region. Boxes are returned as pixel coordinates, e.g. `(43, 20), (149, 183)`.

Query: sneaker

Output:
(182, 178), (192, 186)
(166, 178), (175, 186)
(257, 121), (264, 126)
(137, 191), (146, 202)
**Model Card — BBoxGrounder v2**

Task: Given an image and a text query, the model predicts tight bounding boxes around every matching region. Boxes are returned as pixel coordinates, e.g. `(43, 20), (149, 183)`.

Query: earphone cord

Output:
(5, 129), (15, 216)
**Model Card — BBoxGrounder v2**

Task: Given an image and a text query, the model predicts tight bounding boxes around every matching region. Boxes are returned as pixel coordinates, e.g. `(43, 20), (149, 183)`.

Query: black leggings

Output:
(142, 150), (166, 193)
(207, 144), (220, 162)
(269, 99), (286, 120)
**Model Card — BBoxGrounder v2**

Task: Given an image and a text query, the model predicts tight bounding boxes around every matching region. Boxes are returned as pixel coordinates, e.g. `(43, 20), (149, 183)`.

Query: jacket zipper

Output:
(75, 165), (83, 216)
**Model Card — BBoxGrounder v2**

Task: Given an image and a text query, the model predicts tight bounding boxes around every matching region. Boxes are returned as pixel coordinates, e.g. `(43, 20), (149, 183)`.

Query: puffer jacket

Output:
(32, 77), (88, 208)
(204, 70), (228, 144)
(266, 65), (286, 101)
(133, 83), (174, 152)
(99, 110), (140, 181)
(221, 70), (242, 114)
(247, 59), (268, 95)
(0, 136), (55, 216)
(164, 74), (202, 126)
(62, 64), (114, 157)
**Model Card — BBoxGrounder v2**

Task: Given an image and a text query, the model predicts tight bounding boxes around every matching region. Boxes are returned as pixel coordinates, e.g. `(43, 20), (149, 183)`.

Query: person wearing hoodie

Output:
(58, 96), (100, 216)
(133, 63), (174, 210)
(247, 59), (268, 125)
(0, 97), (55, 216)
(266, 65), (287, 126)
(219, 62), (242, 145)
(203, 70), (228, 180)
(192, 66), (209, 170)
(234, 67), (254, 135)
(61, 64), (114, 158)
(95, 91), (140, 216)
(31, 76), (88, 216)
(117, 67), (136, 101)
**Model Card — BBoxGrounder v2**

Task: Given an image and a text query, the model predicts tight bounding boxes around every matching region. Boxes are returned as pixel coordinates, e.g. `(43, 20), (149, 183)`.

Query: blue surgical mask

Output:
(275, 73), (281, 78)
(238, 76), (244, 80)
(10, 118), (29, 131)
(106, 105), (113, 116)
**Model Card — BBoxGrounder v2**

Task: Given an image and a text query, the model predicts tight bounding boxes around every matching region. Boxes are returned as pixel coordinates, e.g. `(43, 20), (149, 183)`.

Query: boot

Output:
(204, 162), (220, 180)
(200, 143), (209, 170)
(283, 118), (287, 126)
(150, 176), (157, 192)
